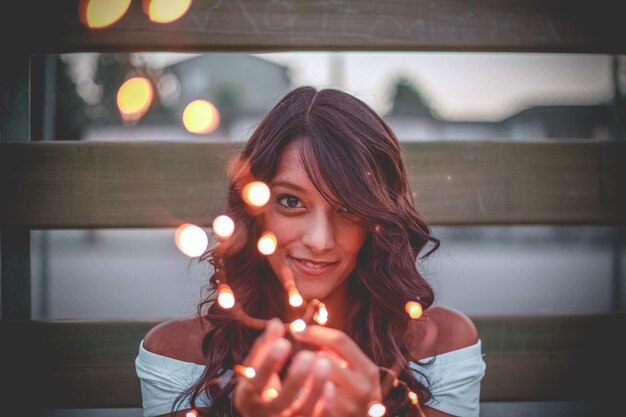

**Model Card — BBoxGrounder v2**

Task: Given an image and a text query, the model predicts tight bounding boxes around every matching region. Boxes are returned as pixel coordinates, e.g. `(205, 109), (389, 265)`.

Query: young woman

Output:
(135, 86), (486, 417)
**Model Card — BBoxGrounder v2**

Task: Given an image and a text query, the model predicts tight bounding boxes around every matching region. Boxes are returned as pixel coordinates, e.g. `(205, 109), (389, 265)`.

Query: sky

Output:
(67, 51), (624, 122)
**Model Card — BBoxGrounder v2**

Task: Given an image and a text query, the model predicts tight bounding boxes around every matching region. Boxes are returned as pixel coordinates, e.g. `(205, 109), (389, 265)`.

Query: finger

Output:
(266, 350), (316, 415)
(245, 318), (285, 369)
(293, 325), (376, 374)
(292, 357), (330, 417)
(315, 351), (360, 389)
(247, 338), (291, 394)
(312, 381), (335, 417)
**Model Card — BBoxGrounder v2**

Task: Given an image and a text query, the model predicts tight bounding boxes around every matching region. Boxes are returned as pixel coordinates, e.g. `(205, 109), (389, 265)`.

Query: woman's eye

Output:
(277, 195), (303, 209)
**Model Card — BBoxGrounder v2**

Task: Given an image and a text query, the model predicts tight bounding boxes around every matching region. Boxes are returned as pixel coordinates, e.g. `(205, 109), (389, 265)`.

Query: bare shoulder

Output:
(143, 315), (212, 365)
(407, 306), (478, 360)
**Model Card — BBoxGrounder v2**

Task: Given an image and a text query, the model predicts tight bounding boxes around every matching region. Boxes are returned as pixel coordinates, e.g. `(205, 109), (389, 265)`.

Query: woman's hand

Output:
(233, 318), (333, 417)
(293, 325), (383, 417)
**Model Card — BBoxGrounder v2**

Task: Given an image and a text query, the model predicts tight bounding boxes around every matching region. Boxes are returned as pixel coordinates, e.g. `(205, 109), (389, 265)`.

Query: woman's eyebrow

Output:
(270, 180), (305, 193)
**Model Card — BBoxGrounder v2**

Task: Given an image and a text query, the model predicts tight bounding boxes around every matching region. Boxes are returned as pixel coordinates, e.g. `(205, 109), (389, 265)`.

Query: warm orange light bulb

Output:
(80, 0), (131, 29)
(314, 304), (328, 325)
(408, 391), (419, 405)
(217, 284), (235, 309)
(182, 100), (220, 134)
(242, 181), (270, 207)
(174, 223), (208, 257)
(405, 301), (423, 319)
(144, 0), (192, 23)
(185, 410), (198, 417)
(264, 387), (279, 399)
(367, 402), (386, 417)
(212, 215), (235, 240)
(234, 364), (256, 379)
(117, 77), (154, 121)
(257, 232), (277, 255)
(288, 289), (303, 307)
(289, 319), (306, 333)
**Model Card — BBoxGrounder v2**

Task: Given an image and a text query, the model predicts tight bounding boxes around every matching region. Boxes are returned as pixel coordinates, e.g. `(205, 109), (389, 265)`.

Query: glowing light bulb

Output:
(144, 0), (192, 23)
(408, 391), (419, 405)
(234, 364), (256, 379)
(314, 303), (328, 325)
(212, 215), (235, 240)
(405, 301), (423, 319)
(257, 232), (277, 255)
(288, 289), (303, 307)
(367, 402), (386, 417)
(217, 284), (235, 309)
(242, 181), (270, 207)
(175, 223), (208, 257)
(116, 77), (154, 121)
(185, 410), (198, 417)
(80, 0), (131, 29)
(182, 100), (220, 134)
(290, 319), (306, 333)
(264, 387), (279, 399)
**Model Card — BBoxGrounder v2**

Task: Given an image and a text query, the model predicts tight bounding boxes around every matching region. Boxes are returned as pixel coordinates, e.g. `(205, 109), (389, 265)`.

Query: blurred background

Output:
(22, 47), (626, 417)
(28, 51), (626, 322)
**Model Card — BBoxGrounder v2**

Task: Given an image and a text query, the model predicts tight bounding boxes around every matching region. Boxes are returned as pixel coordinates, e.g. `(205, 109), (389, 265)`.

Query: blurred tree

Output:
(387, 76), (432, 118)
(55, 56), (88, 140)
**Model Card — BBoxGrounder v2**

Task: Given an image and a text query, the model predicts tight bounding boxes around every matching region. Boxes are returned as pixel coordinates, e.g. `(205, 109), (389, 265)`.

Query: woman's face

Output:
(260, 141), (368, 310)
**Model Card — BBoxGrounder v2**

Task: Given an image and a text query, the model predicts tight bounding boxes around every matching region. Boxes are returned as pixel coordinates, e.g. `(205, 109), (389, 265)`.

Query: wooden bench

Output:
(1, 1), (626, 415)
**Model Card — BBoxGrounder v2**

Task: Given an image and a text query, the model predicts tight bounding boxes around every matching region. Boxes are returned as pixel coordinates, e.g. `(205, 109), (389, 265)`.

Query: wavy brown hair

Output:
(173, 86), (440, 417)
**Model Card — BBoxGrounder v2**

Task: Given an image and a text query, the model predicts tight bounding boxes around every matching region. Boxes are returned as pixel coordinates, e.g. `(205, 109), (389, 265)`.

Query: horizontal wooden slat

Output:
(1, 140), (624, 228)
(1, 314), (624, 409)
(3, 0), (626, 54)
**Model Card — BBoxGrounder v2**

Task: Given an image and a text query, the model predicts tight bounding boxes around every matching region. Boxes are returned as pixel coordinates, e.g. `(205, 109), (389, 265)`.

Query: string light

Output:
(313, 303), (328, 325)
(234, 364), (256, 379)
(264, 387), (279, 400)
(367, 402), (386, 417)
(185, 410), (198, 417)
(143, 0), (192, 23)
(242, 181), (271, 207)
(408, 391), (419, 405)
(80, 0), (131, 29)
(290, 319), (306, 333)
(217, 284), (235, 309)
(212, 215), (235, 240)
(288, 288), (303, 307)
(182, 100), (220, 134)
(257, 232), (277, 255)
(174, 223), (208, 257)
(404, 301), (423, 319)
(116, 77), (154, 121)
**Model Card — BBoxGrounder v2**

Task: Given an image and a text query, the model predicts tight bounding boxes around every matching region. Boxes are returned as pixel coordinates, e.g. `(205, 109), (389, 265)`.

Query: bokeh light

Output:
(290, 319), (306, 333)
(264, 387), (279, 400)
(314, 303), (328, 325)
(242, 181), (271, 207)
(185, 411), (198, 417)
(288, 289), (303, 307)
(80, 0), (131, 29)
(143, 0), (192, 23)
(116, 77), (154, 121)
(404, 301), (423, 319)
(408, 391), (419, 405)
(367, 402), (386, 417)
(217, 284), (235, 309)
(234, 364), (256, 379)
(183, 100), (220, 134)
(174, 223), (208, 257)
(212, 215), (235, 240)
(257, 232), (277, 255)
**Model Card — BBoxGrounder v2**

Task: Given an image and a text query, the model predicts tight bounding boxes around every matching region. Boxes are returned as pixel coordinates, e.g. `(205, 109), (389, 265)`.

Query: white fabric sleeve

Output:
(135, 340), (209, 417)
(409, 339), (487, 417)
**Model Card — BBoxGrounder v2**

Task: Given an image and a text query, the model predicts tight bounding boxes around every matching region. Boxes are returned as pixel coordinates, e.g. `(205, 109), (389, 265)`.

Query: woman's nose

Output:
(301, 211), (336, 253)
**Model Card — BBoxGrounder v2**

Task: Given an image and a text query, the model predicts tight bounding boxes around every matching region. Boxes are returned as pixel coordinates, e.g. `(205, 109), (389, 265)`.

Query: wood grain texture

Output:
(2, 0), (625, 54)
(1, 314), (624, 408)
(1, 140), (624, 228)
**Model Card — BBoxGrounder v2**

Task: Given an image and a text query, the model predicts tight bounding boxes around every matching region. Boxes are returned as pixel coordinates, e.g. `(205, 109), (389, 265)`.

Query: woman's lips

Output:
(289, 256), (338, 277)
